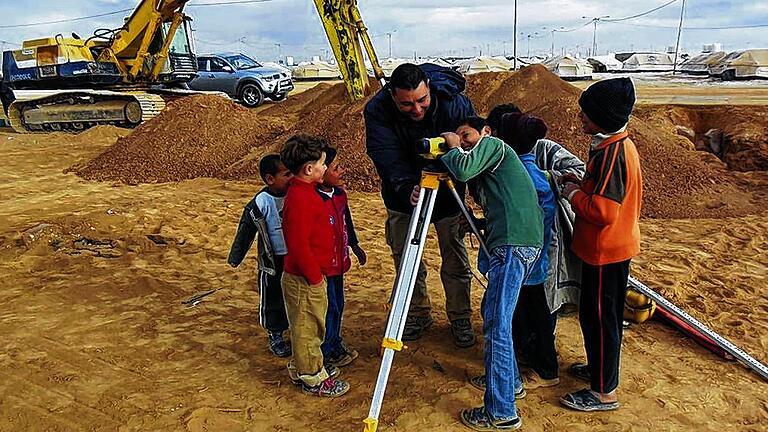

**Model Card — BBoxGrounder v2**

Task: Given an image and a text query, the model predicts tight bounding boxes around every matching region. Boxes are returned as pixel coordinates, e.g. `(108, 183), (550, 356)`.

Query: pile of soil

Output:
(465, 65), (764, 218)
(224, 79), (382, 191)
(73, 65), (767, 219)
(74, 95), (285, 184)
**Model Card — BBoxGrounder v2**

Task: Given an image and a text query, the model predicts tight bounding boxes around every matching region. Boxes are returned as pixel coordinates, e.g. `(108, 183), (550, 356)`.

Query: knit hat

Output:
(578, 77), (636, 133)
(499, 112), (548, 154)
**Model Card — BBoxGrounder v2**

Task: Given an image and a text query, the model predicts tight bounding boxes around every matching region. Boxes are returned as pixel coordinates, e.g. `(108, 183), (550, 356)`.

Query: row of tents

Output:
(290, 48), (768, 81)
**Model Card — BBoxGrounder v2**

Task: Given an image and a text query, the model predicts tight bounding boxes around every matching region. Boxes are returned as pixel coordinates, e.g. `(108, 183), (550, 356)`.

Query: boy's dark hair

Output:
(324, 146), (337, 166)
(458, 116), (488, 134)
(258, 154), (283, 182)
(487, 103), (522, 133)
(389, 63), (428, 92)
(280, 134), (328, 174)
(500, 113), (548, 155)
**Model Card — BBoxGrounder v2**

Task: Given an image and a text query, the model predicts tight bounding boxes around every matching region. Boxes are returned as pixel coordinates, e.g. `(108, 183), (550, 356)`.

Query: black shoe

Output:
(401, 315), (433, 341)
(268, 331), (292, 358)
(451, 318), (476, 348)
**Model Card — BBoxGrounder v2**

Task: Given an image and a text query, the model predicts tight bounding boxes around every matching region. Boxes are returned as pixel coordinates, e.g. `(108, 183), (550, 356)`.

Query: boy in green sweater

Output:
(441, 126), (543, 430)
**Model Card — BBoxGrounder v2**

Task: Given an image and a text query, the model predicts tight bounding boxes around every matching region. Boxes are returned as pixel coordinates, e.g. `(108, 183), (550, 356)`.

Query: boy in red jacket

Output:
(280, 135), (349, 397)
(317, 147), (367, 368)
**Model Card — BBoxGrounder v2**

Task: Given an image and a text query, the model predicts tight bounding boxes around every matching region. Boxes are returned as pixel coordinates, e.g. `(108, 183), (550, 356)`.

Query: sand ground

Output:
(0, 82), (766, 431)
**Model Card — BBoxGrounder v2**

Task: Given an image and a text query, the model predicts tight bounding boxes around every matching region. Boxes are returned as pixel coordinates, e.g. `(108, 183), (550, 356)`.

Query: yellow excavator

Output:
(0, 0), (383, 133)
(1, 0), (200, 132)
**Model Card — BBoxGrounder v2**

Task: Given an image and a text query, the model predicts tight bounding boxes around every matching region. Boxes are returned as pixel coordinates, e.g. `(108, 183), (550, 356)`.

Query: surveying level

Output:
(415, 137), (449, 159)
(363, 171), (488, 432)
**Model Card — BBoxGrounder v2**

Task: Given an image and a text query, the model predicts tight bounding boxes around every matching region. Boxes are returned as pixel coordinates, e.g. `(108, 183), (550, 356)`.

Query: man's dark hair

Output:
(487, 103), (522, 133)
(324, 146), (338, 166)
(280, 134), (328, 174)
(458, 116), (488, 134)
(258, 154), (283, 182)
(389, 63), (428, 92)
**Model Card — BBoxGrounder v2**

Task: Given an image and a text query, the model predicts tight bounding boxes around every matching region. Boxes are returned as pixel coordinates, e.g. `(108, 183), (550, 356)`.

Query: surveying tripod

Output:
(363, 171), (488, 432)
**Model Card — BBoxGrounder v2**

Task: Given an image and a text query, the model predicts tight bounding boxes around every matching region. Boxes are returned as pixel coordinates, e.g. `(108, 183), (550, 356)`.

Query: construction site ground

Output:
(1, 76), (766, 431)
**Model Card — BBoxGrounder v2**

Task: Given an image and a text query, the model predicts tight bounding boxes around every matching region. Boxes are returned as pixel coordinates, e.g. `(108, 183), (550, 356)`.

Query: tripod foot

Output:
(363, 417), (378, 432)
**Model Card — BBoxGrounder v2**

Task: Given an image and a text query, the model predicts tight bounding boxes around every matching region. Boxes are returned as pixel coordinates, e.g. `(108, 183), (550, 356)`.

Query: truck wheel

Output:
(270, 92), (288, 102)
(239, 83), (264, 107)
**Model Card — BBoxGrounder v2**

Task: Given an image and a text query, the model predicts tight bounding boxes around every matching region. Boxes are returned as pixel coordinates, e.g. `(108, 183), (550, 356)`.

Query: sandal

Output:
(567, 362), (591, 382)
(459, 406), (521, 431)
(560, 389), (619, 412)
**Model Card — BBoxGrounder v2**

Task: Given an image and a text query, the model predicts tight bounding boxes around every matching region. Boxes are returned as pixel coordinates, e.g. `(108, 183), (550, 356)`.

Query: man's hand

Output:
(559, 172), (582, 186)
(561, 182), (581, 201)
(410, 185), (421, 206)
(441, 132), (461, 149)
(351, 245), (367, 266)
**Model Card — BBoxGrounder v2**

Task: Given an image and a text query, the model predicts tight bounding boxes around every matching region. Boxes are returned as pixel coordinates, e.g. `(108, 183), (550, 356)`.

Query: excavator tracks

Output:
(6, 90), (172, 134)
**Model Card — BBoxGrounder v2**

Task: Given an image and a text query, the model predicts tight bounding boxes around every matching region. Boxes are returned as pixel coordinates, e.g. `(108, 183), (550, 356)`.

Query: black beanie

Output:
(578, 77), (636, 133)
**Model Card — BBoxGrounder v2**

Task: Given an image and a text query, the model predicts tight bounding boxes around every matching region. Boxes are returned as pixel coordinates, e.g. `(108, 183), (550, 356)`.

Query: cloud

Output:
(0, 0), (764, 61)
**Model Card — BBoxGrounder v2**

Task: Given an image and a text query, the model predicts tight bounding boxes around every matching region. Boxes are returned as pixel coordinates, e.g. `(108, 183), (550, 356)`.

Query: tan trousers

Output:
(282, 272), (329, 387)
(385, 210), (473, 322)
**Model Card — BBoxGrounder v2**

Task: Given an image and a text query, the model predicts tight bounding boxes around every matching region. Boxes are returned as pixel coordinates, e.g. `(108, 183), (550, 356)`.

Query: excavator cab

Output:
(151, 17), (198, 84)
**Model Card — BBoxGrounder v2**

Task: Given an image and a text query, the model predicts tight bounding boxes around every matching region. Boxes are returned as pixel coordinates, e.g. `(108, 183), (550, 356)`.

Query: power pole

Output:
(672, 0), (686, 75)
(513, 0), (518, 69)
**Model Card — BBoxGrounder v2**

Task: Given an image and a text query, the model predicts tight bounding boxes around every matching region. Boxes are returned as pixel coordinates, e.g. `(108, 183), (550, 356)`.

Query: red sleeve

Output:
(570, 191), (621, 226)
(283, 190), (324, 285)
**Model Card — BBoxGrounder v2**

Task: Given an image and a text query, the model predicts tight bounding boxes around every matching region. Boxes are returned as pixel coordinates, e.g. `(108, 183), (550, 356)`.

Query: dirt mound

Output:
(71, 125), (132, 144)
(466, 66), (767, 218)
(72, 68), (766, 219)
(74, 95), (285, 183)
(225, 80), (382, 191)
(260, 83), (334, 116)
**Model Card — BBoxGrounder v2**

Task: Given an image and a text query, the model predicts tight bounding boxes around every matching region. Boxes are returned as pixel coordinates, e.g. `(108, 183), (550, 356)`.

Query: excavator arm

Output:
(313, 0), (385, 101)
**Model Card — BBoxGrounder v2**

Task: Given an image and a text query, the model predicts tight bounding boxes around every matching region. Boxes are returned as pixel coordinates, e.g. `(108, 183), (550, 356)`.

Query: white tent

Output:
(621, 52), (675, 72)
(379, 57), (409, 77)
(418, 58), (454, 68)
(291, 61), (341, 80)
(455, 56), (513, 74)
(709, 49), (768, 80)
(588, 54), (623, 72)
(542, 55), (593, 80)
(679, 51), (726, 75)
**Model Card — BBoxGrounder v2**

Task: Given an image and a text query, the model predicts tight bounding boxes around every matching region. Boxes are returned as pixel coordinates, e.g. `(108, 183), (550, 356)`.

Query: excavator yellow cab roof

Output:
(22, 37), (86, 49)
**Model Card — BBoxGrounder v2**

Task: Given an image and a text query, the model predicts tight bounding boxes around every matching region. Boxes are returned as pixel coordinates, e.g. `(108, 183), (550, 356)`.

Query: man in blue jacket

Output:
(364, 63), (477, 347)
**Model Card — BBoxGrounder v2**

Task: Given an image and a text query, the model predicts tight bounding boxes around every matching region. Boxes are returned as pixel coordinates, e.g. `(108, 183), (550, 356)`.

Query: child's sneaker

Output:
(301, 377), (350, 397)
(291, 364), (340, 385)
(268, 331), (292, 358)
(327, 345), (359, 368)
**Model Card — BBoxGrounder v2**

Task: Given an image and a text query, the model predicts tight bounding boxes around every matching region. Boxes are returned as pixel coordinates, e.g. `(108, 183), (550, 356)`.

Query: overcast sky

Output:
(0, 0), (766, 62)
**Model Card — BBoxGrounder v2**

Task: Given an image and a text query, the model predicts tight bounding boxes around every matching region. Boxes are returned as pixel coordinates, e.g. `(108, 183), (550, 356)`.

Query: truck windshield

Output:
(225, 54), (262, 70)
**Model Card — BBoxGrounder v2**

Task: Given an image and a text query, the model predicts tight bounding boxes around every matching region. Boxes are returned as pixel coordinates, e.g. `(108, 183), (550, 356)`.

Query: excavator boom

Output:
(313, 0), (385, 101)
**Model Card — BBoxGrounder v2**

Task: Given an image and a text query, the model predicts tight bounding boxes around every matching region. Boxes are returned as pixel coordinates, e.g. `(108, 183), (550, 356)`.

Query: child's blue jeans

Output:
(321, 275), (345, 358)
(483, 245), (540, 421)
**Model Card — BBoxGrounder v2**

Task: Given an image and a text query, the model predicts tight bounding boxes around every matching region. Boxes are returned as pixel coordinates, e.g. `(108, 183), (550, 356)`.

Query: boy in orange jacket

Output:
(559, 78), (642, 412)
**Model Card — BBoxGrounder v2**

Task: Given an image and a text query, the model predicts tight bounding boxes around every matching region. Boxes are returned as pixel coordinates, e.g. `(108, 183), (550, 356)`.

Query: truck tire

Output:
(239, 83), (264, 107)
